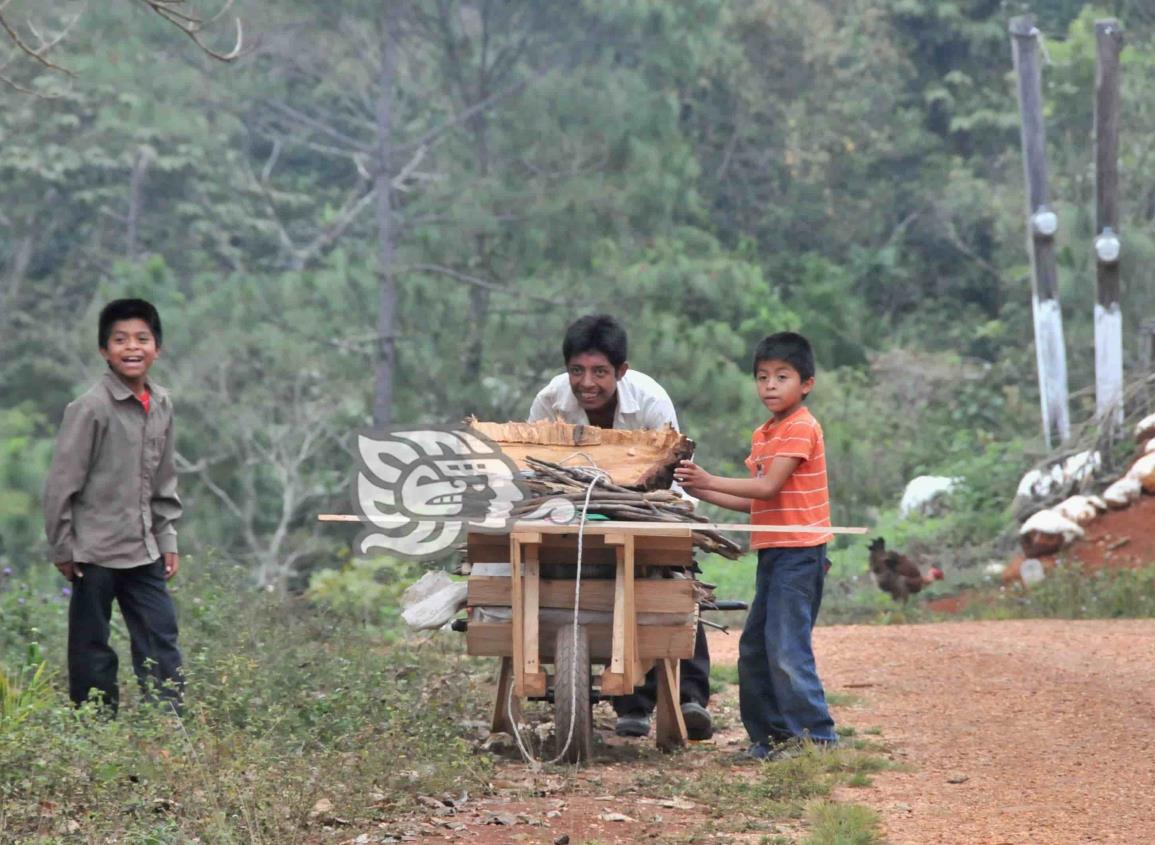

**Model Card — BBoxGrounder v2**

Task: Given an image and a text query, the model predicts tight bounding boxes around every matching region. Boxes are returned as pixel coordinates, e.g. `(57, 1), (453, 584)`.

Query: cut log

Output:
(466, 418), (694, 491)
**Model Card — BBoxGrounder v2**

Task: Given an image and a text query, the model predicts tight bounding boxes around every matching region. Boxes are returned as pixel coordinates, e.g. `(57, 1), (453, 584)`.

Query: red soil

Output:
(1002, 494), (1155, 585)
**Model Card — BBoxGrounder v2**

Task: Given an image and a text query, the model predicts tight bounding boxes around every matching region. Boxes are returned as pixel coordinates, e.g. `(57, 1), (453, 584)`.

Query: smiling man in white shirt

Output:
(527, 314), (713, 741)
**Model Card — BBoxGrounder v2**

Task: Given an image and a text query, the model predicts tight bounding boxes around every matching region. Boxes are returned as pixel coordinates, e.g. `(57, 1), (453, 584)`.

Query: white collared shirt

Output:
(527, 369), (680, 432)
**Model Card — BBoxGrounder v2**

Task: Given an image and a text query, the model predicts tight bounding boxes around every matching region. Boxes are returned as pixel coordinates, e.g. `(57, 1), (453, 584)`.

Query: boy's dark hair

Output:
(99, 299), (163, 349)
(752, 331), (815, 381)
(562, 314), (628, 369)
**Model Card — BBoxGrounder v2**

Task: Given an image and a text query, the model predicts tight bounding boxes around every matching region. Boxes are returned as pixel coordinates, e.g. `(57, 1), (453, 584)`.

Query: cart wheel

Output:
(553, 625), (593, 764)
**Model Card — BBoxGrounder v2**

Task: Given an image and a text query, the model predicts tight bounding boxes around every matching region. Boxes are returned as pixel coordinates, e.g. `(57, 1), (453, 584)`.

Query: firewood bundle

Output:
(513, 457), (742, 559)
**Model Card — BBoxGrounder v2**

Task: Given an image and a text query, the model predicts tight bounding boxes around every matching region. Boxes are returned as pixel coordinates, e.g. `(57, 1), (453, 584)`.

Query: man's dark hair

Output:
(752, 331), (815, 381)
(99, 299), (163, 349)
(562, 314), (628, 369)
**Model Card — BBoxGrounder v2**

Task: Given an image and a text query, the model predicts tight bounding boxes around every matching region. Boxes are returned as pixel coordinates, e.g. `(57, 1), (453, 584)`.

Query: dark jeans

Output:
(68, 560), (184, 714)
(738, 545), (836, 744)
(612, 620), (710, 716)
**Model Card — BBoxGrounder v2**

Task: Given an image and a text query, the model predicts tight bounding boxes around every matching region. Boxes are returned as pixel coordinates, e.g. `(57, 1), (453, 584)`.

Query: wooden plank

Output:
(466, 622), (696, 662)
(600, 535), (639, 693)
(608, 555), (628, 675)
(490, 657), (521, 735)
(466, 534), (693, 567)
(467, 419), (692, 489)
(321, 515), (870, 535)
(467, 577), (696, 614)
(509, 534), (525, 696)
(599, 671), (630, 696)
(623, 535), (641, 683)
(523, 541), (541, 678)
(654, 658), (688, 751)
(516, 535), (547, 697)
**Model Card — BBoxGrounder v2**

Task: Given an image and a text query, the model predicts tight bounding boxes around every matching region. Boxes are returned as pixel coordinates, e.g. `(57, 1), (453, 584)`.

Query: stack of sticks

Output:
(512, 457), (743, 559)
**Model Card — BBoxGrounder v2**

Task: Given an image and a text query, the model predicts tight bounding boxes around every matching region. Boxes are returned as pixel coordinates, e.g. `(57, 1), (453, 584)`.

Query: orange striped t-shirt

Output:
(744, 406), (832, 549)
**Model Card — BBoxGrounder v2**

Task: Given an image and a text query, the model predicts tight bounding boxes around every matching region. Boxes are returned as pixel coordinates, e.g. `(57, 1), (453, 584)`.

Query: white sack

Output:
(401, 570), (468, 630)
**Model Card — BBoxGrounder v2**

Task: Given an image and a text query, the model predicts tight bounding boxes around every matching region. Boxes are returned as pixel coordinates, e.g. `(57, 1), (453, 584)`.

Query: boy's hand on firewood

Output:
(674, 459), (714, 492)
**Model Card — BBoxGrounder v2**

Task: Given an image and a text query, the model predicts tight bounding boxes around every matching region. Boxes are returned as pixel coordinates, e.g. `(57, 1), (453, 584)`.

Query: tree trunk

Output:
(463, 105), (491, 402)
(372, 15), (398, 429)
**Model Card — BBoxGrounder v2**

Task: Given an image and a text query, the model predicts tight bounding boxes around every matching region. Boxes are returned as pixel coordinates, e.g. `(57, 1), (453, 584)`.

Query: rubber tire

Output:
(553, 624), (593, 764)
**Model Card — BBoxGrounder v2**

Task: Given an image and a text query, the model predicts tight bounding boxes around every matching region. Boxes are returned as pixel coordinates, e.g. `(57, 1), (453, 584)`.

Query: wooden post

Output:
(511, 532), (546, 697)
(491, 657), (522, 735)
(599, 533), (637, 696)
(509, 534), (525, 695)
(1094, 19), (1125, 427)
(654, 658), (688, 751)
(1011, 15), (1071, 448)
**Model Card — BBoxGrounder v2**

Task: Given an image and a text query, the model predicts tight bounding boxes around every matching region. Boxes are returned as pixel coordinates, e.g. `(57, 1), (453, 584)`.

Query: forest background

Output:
(2, 0), (1155, 595)
(5, 2), (1155, 841)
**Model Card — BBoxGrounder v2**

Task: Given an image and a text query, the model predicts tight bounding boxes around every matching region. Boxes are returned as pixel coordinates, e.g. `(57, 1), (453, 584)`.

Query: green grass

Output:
(827, 691), (862, 708)
(0, 554), (491, 844)
(0, 656), (51, 731)
(709, 663), (741, 693)
(676, 743), (894, 827)
(699, 552), (757, 605)
(803, 801), (884, 845)
(987, 564), (1155, 619)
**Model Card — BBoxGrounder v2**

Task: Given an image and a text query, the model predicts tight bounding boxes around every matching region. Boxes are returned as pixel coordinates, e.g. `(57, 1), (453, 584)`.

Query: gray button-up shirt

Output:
(43, 371), (182, 569)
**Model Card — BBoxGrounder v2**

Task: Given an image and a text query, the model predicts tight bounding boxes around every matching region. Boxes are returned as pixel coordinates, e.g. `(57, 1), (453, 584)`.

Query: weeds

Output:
(1010, 564), (1155, 619)
(679, 744), (895, 826)
(0, 652), (51, 731)
(803, 801), (883, 845)
(0, 554), (490, 843)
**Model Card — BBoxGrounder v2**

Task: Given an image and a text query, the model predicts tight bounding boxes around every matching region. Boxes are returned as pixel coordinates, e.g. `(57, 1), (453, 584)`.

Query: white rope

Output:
(556, 450), (601, 468)
(506, 468), (607, 768)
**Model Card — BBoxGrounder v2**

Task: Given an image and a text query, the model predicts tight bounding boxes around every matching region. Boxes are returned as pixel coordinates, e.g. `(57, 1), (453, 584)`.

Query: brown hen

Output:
(868, 537), (944, 603)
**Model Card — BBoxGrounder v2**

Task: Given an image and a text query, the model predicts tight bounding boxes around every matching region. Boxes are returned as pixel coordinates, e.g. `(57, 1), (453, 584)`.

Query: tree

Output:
(0, 0), (244, 92)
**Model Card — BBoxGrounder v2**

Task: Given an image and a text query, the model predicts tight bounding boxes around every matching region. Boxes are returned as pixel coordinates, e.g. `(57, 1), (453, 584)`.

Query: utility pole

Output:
(1093, 20), (1125, 428)
(1010, 15), (1071, 448)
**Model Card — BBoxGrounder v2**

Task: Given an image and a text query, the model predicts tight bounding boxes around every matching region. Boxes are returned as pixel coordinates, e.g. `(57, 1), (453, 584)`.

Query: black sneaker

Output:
(614, 714), (651, 737)
(680, 702), (714, 740)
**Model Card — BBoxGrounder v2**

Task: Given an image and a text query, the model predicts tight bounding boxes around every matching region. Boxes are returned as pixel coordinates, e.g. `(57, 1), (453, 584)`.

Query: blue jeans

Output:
(739, 545), (836, 744)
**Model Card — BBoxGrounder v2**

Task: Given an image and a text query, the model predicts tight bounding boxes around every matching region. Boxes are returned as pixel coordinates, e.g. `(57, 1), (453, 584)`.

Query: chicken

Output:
(867, 537), (944, 603)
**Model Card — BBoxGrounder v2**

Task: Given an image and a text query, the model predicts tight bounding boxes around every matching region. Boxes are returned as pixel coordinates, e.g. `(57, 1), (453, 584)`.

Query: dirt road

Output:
(401, 620), (1155, 845)
(793, 620), (1155, 844)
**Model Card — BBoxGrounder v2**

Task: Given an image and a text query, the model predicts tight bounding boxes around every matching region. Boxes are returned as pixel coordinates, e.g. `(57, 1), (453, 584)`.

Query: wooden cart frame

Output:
(464, 523), (700, 761)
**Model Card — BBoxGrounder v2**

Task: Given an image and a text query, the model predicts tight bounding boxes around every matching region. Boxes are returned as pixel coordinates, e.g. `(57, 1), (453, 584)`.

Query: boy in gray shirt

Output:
(44, 299), (183, 714)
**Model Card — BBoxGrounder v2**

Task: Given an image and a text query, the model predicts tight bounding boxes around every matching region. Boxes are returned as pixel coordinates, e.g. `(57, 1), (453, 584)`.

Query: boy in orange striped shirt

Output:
(674, 332), (836, 760)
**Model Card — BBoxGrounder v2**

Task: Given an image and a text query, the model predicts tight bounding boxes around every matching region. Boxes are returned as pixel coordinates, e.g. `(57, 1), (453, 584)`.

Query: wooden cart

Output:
(463, 523), (700, 763)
